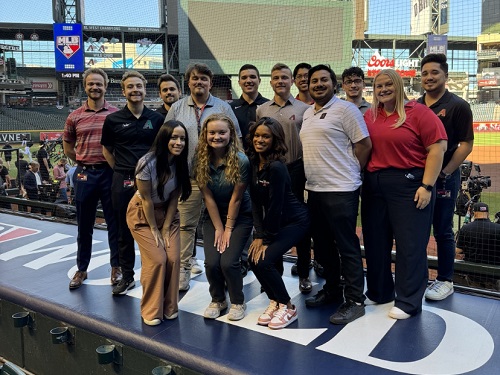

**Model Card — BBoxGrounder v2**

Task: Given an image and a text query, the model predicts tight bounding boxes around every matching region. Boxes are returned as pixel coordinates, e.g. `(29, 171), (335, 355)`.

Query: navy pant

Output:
(308, 189), (365, 303)
(250, 214), (309, 305)
(433, 169), (460, 282)
(362, 169), (433, 315)
(203, 212), (253, 305)
(73, 166), (119, 271)
(111, 171), (136, 280)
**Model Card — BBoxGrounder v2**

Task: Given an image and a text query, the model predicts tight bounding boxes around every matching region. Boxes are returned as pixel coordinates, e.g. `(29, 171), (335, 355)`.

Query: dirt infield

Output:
(465, 145), (500, 192)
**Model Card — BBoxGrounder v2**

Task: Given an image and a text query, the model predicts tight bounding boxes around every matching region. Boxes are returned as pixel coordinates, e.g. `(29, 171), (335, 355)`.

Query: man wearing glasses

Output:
(341, 67), (371, 115)
(293, 63), (313, 104)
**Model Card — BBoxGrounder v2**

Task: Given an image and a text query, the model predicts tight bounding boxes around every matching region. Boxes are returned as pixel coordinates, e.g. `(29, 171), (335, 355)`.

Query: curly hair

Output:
(195, 113), (243, 187)
(246, 117), (288, 166)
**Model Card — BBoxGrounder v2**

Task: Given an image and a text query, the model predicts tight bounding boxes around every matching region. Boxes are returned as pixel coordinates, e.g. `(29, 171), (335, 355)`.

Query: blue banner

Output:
(53, 23), (84, 73)
(427, 34), (448, 56)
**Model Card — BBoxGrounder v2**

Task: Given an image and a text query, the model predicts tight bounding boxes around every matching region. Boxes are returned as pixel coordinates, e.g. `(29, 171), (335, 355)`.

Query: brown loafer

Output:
(69, 271), (87, 289)
(111, 266), (123, 285)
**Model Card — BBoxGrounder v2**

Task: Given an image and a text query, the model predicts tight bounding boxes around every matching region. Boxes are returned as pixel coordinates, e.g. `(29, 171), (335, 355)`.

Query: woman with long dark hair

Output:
(247, 117), (309, 330)
(126, 120), (191, 326)
(195, 113), (253, 321)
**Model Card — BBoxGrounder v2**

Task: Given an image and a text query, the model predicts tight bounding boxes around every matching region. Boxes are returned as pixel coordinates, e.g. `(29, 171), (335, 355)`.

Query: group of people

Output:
(61, 52), (474, 331)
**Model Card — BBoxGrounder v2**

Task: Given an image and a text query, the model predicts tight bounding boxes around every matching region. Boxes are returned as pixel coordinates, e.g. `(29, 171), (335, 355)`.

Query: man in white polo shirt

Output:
(300, 64), (372, 325)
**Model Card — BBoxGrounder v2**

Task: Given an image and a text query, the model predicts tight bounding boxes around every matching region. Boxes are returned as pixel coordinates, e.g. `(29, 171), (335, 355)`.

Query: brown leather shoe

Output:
(111, 266), (123, 285)
(69, 271), (87, 289)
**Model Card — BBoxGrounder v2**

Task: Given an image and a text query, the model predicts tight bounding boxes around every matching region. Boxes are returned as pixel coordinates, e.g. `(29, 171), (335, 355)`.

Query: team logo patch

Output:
(56, 36), (81, 59)
(0, 223), (40, 243)
(143, 120), (153, 130)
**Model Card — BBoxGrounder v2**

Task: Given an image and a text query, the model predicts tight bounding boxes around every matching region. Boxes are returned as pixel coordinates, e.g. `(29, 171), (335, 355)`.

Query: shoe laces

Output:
(273, 304), (290, 320)
(264, 301), (278, 315)
(430, 281), (449, 292)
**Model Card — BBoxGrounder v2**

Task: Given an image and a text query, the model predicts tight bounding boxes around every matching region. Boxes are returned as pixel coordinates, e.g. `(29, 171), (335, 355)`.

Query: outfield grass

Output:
(472, 132), (500, 146)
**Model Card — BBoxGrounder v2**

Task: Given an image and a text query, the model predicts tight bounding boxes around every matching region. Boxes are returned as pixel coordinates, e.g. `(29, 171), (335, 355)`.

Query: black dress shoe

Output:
(313, 261), (325, 278)
(305, 288), (343, 307)
(299, 278), (312, 294)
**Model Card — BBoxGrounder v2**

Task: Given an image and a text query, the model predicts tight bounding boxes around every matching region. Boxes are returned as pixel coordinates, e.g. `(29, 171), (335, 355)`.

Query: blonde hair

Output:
(370, 69), (407, 128)
(195, 114), (243, 187)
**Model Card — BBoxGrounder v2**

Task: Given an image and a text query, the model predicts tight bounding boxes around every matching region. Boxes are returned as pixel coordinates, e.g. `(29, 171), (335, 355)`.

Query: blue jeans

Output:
(432, 169), (460, 282)
(73, 166), (119, 271)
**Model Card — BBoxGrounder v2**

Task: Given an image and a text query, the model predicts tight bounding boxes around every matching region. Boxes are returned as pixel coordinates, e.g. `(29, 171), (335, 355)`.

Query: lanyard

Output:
(194, 103), (207, 134)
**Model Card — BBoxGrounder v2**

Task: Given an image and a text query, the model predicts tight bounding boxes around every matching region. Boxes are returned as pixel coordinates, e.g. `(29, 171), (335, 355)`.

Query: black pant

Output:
(111, 171), (136, 280)
(308, 189), (364, 303)
(361, 169), (432, 315)
(250, 214), (309, 305)
(287, 159), (311, 278)
(203, 212), (253, 304)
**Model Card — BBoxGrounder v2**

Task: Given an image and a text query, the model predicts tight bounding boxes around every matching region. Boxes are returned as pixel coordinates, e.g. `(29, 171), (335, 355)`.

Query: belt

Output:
(78, 163), (109, 170)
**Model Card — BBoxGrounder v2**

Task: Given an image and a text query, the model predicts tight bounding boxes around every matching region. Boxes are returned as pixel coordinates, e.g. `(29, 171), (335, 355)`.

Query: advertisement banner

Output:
(427, 35), (448, 55)
(53, 23), (84, 73)
(473, 122), (500, 132)
(411, 0), (432, 35)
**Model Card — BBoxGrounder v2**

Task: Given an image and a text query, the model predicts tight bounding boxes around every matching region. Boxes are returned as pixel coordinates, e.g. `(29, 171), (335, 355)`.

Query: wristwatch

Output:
(421, 183), (434, 191)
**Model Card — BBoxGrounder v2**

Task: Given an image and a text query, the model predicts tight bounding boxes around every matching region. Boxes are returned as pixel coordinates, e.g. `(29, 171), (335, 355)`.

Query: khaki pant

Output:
(127, 193), (180, 320)
(178, 180), (202, 269)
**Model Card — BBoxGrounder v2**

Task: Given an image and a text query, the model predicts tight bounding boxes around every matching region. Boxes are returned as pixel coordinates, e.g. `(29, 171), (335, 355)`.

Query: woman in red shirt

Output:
(361, 69), (447, 319)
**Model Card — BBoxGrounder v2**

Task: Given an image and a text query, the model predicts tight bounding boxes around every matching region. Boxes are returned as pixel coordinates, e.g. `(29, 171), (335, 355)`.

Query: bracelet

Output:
(225, 225), (234, 230)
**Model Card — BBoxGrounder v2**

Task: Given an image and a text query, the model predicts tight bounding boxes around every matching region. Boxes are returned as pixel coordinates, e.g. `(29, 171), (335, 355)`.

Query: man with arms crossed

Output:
(301, 64), (371, 324)
(418, 53), (474, 301)
(256, 63), (312, 293)
(63, 68), (120, 290)
(166, 63), (241, 291)
(101, 70), (164, 295)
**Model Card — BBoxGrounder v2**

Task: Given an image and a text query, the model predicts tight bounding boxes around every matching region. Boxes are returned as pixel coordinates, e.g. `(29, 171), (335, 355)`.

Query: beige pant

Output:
(178, 180), (202, 269)
(127, 193), (180, 320)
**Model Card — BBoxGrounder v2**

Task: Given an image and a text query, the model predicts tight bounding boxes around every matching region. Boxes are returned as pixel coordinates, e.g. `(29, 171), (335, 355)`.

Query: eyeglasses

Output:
(295, 74), (308, 80)
(344, 79), (363, 85)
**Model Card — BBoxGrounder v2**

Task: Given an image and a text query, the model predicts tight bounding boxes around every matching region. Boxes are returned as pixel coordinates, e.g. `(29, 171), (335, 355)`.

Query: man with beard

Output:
(300, 64), (371, 324)
(341, 67), (371, 115)
(418, 53), (474, 301)
(293, 63), (313, 104)
(156, 74), (181, 118)
(166, 63), (241, 291)
(231, 64), (268, 150)
(256, 63), (312, 293)
(102, 70), (164, 295)
(63, 68), (121, 290)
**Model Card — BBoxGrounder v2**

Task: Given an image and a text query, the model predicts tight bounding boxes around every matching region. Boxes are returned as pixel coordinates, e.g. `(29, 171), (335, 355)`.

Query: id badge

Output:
(76, 172), (87, 182)
(437, 189), (451, 198)
(123, 179), (135, 188)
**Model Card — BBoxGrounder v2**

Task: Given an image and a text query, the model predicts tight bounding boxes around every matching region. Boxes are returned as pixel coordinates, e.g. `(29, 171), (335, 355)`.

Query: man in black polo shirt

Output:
(156, 73), (181, 118)
(418, 53), (474, 301)
(230, 64), (268, 149)
(456, 203), (500, 266)
(102, 70), (164, 295)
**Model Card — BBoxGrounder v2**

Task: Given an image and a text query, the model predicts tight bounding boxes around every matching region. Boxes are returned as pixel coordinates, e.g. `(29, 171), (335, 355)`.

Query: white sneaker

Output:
(179, 268), (191, 291)
(203, 301), (228, 319)
(425, 280), (454, 301)
(228, 303), (246, 321)
(190, 257), (203, 274)
(143, 318), (162, 326)
(364, 295), (378, 305)
(388, 306), (411, 320)
(258, 300), (279, 326)
(268, 304), (298, 330)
